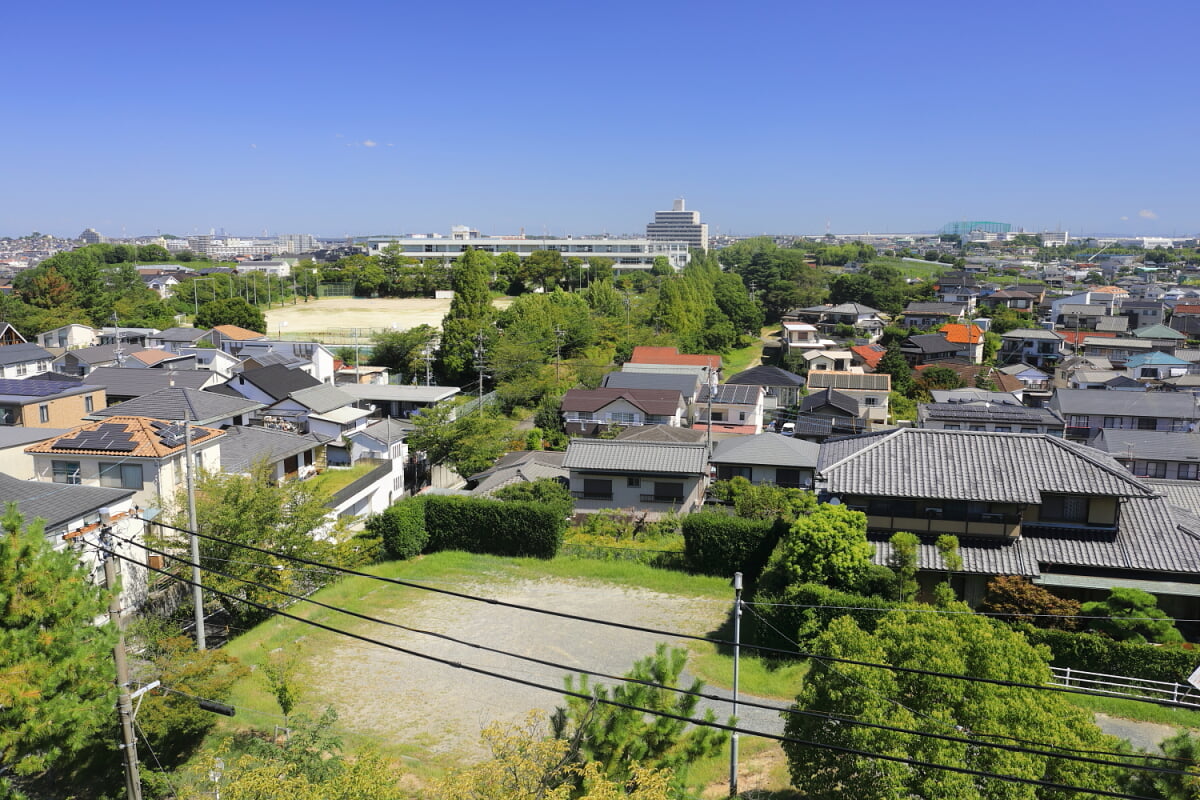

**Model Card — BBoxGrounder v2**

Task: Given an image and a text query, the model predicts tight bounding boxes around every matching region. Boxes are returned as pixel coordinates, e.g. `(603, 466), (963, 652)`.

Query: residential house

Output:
(850, 343), (886, 371)
(0, 426), (68, 478)
(902, 301), (966, 330)
(0, 379), (106, 427)
(724, 365), (806, 410)
(899, 333), (960, 366)
(1120, 300), (1168, 330)
(626, 346), (721, 373)
(81, 367), (220, 403)
(709, 433), (820, 489)
(1049, 291), (1118, 322)
(563, 439), (709, 514)
(280, 384), (369, 460)
(467, 450), (568, 497)
(1054, 304), (1110, 331)
(177, 346), (242, 378)
(53, 344), (129, 376)
(1125, 351), (1190, 382)
(560, 388), (687, 436)
(917, 401), (1065, 435)
(816, 428), (1200, 609)
(218, 425), (328, 483)
(693, 384), (765, 435)
(1131, 323), (1187, 350)
(1050, 388), (1200, 440)
(1089, 429), (1200, 481)
(228, 340), (338, 383)
(26, 416), (224, 510)
(614, 425), (708, 444)
(348, 417), (414, 500)
(779, 322), (831, 352)
(340, 384), (460, 419)
(37, 323), (98, 351)
(941, 323), (985, 364)
(1082, 336), (1158, 367)
(1068, 371), (1144, 391)
(805, 371), (891, 427)
(148, 327), (208, 353)
(0, 322), (25, 346)
(0, 342), (55, 379)
(1054, 355), (1114, 389)
(803, 349), (854, 372)
(785, 303), (887, 337)
(215, 364), (323, 407)
(998, 329), (1066, 369)
(98, 327), (156, 348)
(602, 370), (702, 406)
(2, 474), (149, 613)
(978, 289), (1037, 312)
(127, 350), (196, 370)
(200, 324), (267, 352)
(995, 363), (1052, 393)
(334, 365), (390, 386)
(91, 387), (263, 428)
(799, 389), (869, 435)
(1169, 304), (1200, 337)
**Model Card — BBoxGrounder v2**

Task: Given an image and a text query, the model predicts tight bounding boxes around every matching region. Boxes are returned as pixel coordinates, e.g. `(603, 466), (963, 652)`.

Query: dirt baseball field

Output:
(263, 297), (511, 339)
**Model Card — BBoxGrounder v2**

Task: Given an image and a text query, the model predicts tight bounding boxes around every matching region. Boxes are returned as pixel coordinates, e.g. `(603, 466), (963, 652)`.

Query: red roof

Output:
(1058, 330), (1115, 345)
(691, 422), (758, 435)
(628, 346), (721, 370)
(1173, 305), (1200, 315)
(851, 344), (885, 369)
(942, 323), (983, 345)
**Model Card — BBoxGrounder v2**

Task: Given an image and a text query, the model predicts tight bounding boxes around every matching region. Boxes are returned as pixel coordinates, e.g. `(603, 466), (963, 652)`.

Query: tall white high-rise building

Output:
(646, 198), (709, 251)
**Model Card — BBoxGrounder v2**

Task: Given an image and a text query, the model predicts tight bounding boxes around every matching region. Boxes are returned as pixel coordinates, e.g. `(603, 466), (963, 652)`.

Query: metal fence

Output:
(1049, 666), (1200, 708)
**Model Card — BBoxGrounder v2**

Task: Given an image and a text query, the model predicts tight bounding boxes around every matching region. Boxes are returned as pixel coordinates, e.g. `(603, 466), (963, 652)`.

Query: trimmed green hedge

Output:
(682, 513), (786, 580)
(1018, 626), (1197, 684)
(366, 498), (428, 560)
(422, 495), (564, 559)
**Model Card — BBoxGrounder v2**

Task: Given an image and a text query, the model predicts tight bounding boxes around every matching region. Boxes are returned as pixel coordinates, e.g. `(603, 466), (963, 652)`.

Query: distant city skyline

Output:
(4, 0), (1197, 240)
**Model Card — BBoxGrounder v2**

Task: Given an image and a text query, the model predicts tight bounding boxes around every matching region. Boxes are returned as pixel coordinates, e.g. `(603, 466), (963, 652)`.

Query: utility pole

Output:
(183, 420), (205, 650)
(423, 342), (434, 386)
(706, 368), (718, 454)
(102, 528), (143, 800)
(553, 328), (564, 382)
(728, 571), (743, 797)
(474, 330), (486, 410)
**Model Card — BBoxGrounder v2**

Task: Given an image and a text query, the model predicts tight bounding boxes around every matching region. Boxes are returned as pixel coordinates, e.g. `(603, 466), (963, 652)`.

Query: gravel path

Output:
(307, 578), (733, 759)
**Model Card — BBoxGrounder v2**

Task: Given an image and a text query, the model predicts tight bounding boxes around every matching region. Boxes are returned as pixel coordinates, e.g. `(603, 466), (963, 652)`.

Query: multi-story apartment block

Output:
(365, 234), (690, 273)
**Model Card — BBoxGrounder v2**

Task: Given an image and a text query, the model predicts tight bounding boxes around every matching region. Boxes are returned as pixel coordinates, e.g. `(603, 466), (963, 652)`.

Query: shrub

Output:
(758, 504), (875, 594)
(422, 495), (564, 558)
(977, 575), (1080, 630)
(365, 498), (428, 560)
(1019, 626), (1196, 684)
(748, 582), (901, 652)
(681, 513), (785, 580)
(1080, 587), (1184, 644)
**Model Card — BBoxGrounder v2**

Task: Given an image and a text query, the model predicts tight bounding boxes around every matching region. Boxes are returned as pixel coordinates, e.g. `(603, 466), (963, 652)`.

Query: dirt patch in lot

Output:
(306, 578), (729, 761)
(264, 296), (511, 338)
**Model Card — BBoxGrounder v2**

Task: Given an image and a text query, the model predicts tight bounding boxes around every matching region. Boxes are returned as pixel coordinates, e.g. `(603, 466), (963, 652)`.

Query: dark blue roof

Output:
(0, 378), (85, 398)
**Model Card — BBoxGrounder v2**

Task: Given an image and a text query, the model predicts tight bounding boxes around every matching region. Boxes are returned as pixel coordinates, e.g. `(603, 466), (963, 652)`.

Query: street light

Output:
(192, 277), (215, 319)
(278, 320), (288, 340)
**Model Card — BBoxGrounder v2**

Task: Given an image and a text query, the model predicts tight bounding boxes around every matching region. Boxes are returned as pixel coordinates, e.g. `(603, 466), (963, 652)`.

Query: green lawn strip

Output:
(687, 735), (799, 798)
(307, 460), (384, 496)
(1065, 692), (1200, 730)
(723, 340), (763, 374)
(867, 256), (947, 280)
(685, 640), (809, 701)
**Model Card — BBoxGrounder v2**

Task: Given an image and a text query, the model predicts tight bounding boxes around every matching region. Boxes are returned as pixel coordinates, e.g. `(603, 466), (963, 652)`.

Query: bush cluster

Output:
(681, 513), (786, 580)
(1018, 626), (1196, 684)
(423, 495), (564, 559)
(749, 582), (900, 651)
(365, 498), (428, 560)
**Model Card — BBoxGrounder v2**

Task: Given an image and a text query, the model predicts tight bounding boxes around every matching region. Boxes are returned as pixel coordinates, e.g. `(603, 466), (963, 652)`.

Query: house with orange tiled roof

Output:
(127, 349), (194, 369)
(201, 324), (267, 351)
(942, 323), (985, 364)
(26, 416), (224, 510)
(627, 346), (721, 372)
(851, 343), (886, 371)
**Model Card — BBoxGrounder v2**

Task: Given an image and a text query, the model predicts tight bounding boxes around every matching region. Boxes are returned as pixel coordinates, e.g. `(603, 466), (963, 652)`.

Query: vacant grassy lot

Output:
(263, 296), (512, 339)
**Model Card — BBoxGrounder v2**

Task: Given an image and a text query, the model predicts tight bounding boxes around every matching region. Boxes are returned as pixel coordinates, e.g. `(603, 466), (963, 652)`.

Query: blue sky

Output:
(3, 0), (1197, 239)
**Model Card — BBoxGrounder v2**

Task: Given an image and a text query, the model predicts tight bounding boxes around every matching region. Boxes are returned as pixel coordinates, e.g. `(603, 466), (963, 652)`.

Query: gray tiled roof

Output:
(1051, 388), (1199, 418)
(615, 425), (708, 443)
(1001, 328), (1064, 341)
(902, 334), (958, 354)
(289, 384), (356, 414)
(61, 344), (123, 364)
(0, 342), (53, 366)
(1089, 429), (1200, 461)
(227, 364), (321, 401)
(563, 439), (708, 475)
(82, 368), (217, 396)
(217, 425), (327, 474)
(0, 474), (133, 532)
(807, 372), (891, 391)
(1095, 316), (1130, 332)
(0, 427), (68, 449)
(919, 403), (1064, 425)
(561, 388), (684, 416)
(154, 327), (207, 342)
(603, 371), (702, 400)
(801, 388), (861, 416)
(1145, 479), (1200, 517)
(904, 302), (966, 315)
(710, 433), (820, 468)
(818, 429), (1156, 503)
(92, 387), (263, 424)
(696, 384), (762, 405)
(359, 418), (414, 445)
(467, 450), (569, 495)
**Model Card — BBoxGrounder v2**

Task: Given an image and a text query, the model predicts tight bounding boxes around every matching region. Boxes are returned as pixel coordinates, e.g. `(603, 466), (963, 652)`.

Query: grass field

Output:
(868, 255), (949, 280)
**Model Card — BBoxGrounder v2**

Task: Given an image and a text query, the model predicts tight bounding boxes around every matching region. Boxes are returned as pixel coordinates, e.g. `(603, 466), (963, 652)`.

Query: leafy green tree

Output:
(0, 503), (116, 797)
(1124, 730), (1200, 799)
(649, 255), (673, 277)
(261, 647), (303, 730)
(494, 478), (573, 520)
(877, 342), (914, 396)
(761, 504), (875, 593)
(587, 256), (615, 284)
(708, 477), (816, 522)
(195, 296), (266, 332)
(406, 399), (515, 479)
(525, 249), (565, 290)
(440, 249), (497, 383)
(1081, 587), (1184, 644)
(783, 609), (1127, 799)
(551, 644), (728, 794)
(889, 531), (919, 601)
(369, 324), (439, 382)
(918, 365), (965, 392)
(712, 271), (764, 334)
(176, 462), (348, 626)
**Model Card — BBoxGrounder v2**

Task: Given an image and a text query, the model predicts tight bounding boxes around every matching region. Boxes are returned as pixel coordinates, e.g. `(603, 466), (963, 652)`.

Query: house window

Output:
(716, 465), (752, 481)
(52, 460), (81, 485)
(610, 412), (637, 425)
(1179, 463), (1200, 480)
(1020, 427), (1038, 434)
(651, 482), (684, 502)
(15, 363), (26, 376)
(738, 411), (747, 422)
(38, 404), (49, 423)
(1102, 417), (1119, 429)
(943, 424), (961, 430)
(775, 468), (804, 489)
(580, 479), (612, 500)
(84, 395), (94, 413)
(100, 462), (144, 489)
(1142, 461), (1167, 479)
(969, 425), (985, 432)
(995, 426), (1012, 433)
(1137, 417), (1158, 431)
(709, 411), (725, 422)
(0, 406), (14, 425)
(627, 476), (641, 487)
(1040, 494), (1089, 523)
(864, 397), (879, 406)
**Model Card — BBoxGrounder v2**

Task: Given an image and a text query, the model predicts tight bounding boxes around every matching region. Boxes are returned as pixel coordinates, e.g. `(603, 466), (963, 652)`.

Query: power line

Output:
(104, 547), (1170, 798)
(140, 516), (1200, 709)
(108, 534), (1197, 778)
(743, 599), (1200, 625)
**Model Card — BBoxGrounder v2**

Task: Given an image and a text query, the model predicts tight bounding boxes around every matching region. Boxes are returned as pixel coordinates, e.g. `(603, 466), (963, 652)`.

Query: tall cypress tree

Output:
(440, 248), (497, 384)
(0, 503), (116, 796)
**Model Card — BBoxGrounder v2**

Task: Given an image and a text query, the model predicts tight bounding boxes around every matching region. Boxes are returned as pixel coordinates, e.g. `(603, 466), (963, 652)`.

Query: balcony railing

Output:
(640, 494), (685, 504)
(572, 490), (613, 500)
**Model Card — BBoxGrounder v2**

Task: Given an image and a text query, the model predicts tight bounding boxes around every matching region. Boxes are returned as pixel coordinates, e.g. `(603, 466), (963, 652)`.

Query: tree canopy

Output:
(194, 296), (266, 332)
(761, 504), (876, 593)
